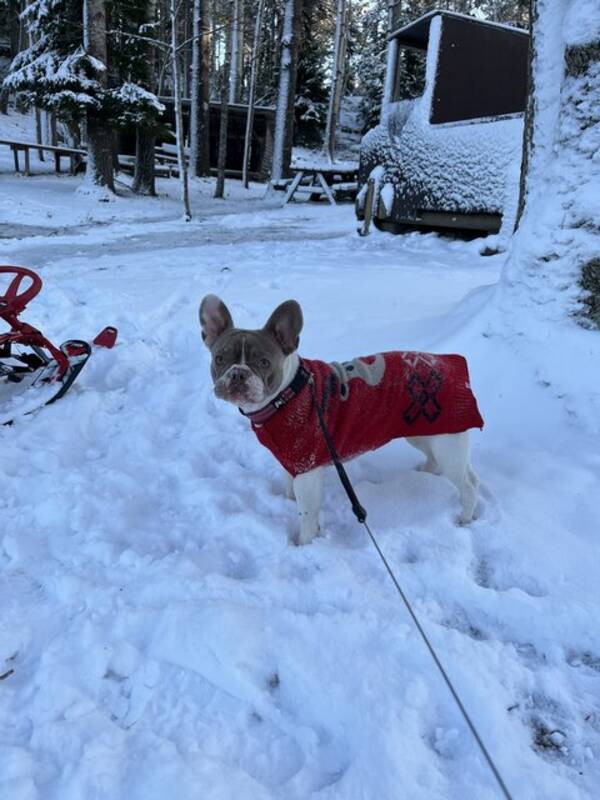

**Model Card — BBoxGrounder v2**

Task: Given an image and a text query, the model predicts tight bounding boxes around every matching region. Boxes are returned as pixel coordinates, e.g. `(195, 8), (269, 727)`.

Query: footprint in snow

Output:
(566, 651), (600, 673)
(238, 714), (306, 788)
(201, 542), (259, 581)
(305, 736), (351, 793)
(441, 606), (488, 642)
(442, 607), (551, 668)
(512, 692), (581, 764)
(471, 553), (547, 598)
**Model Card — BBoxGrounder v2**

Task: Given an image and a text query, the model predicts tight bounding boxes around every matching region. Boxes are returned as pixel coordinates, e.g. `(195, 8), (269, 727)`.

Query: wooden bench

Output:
(0, 138), (86, 176)
(118, 153), (178, 179)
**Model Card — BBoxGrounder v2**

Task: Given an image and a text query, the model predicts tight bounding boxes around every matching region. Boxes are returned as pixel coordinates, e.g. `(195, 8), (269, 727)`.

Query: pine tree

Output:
(323, 0), (348, 160)
(294, 0), (330, 146)
(4, 0), (102, 123)
(3, 0), (163, 193)
(105, 0), (164, 196)
(352, 0), (388, 132)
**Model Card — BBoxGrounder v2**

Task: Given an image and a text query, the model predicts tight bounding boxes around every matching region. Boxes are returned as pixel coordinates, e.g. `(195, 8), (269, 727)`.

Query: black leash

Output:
(308, 376), (514, 800)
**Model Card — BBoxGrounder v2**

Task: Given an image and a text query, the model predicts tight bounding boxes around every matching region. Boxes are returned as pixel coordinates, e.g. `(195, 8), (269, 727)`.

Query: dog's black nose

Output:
(228, 367), (247, 387)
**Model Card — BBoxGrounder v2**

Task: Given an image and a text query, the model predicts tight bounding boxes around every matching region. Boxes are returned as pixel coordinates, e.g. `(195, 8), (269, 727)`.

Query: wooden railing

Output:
(0, 138), (87, 175)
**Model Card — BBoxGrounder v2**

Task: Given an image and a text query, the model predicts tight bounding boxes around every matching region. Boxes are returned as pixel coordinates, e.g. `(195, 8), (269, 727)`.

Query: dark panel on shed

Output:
(430, 16), (528, 125)
(154, 99), (275, 179)
(207, 105), (273, 174)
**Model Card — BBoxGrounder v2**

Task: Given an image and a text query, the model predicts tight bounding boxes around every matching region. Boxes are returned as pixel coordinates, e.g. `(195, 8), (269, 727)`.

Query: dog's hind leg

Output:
(284, 470), (295, 499)
(428, 432), (478, 524)
(406, 436), (440, 475)
(293, 467), (323, 545)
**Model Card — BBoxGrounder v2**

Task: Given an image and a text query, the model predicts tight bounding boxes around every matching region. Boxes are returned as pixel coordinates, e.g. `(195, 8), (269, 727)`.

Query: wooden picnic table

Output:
(273, 164), (359, 206)
(0, 138), (86, 176)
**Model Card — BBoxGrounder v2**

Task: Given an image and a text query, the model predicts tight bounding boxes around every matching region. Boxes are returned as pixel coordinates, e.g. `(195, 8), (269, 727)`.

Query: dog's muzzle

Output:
(215, 364), (265, 404)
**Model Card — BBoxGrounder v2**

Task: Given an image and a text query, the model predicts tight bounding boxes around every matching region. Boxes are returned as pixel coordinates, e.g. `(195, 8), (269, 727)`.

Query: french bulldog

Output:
(200, 295), (483, 545)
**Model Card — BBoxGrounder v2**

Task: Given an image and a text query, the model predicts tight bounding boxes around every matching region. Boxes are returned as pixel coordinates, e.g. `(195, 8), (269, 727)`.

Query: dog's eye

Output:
(259, 358), (271, 369)
(215, 354), (224, 365)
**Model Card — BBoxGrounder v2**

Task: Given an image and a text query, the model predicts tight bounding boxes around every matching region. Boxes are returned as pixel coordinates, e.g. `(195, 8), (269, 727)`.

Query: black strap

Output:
(308, 375), (367, 523)
(241, 362), (311, 424)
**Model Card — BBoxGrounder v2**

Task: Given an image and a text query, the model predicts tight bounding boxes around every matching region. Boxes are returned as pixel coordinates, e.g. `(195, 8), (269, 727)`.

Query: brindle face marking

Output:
(210, 329), (288, 405)
(199, 295), (303, 407)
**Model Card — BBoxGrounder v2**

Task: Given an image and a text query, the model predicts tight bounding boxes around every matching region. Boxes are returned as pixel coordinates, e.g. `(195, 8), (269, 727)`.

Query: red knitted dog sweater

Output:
(246, 352), (484, 477)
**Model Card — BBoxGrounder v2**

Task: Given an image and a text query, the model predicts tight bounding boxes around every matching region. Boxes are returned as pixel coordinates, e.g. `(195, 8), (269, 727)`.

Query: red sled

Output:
(1, 265), (117, 424)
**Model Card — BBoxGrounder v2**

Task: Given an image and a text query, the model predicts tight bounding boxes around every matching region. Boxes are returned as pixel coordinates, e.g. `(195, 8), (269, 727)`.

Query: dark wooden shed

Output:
(119, 99), (275, 182)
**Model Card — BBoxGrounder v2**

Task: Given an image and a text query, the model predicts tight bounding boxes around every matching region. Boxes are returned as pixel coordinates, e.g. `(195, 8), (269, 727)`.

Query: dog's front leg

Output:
(284, 470), (295, 499)
(293, 468), (323, 545)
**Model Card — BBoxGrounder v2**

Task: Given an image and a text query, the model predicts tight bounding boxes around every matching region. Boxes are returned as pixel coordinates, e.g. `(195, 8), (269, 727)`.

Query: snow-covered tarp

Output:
(362, 104), (523, 216)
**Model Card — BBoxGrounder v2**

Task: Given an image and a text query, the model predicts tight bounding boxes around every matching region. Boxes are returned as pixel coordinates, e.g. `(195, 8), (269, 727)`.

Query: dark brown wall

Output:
(119, 102), (275, 180)
(430, 17), (529, 124)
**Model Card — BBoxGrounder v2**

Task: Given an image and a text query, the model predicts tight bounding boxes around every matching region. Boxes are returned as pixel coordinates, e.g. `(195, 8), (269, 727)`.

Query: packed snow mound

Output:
(0, 200), (598, 800)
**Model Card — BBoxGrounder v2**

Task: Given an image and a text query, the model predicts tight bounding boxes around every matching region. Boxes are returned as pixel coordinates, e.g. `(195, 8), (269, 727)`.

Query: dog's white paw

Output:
(456, 511), (477, 526)
(293, 525), (321, 547)
(417, 460), (441, 475)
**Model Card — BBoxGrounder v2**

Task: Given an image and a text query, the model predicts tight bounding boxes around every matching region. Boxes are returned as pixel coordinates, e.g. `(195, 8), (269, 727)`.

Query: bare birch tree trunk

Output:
(270, 0), (302, 182)
(27, 26), (45, 159)
(241, 0), (265, 187)
(190, 0), (211, 177)
(182, 0), (192, 98)
(133, 0), (158, 195)
(215, 1), (233, 198)
(237, 1), (245, 99)
(210, 0), (217, 84)
(157, 0), (169, 94)
(228, 0), (240, 103)
(323, 0), (347, 162)
(84, 0), (115, 192)
(170, 0), (192, 218)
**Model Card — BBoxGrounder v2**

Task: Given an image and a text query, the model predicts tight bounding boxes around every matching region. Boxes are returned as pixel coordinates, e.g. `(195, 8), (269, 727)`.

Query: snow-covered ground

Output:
(1, 127), (599, 800)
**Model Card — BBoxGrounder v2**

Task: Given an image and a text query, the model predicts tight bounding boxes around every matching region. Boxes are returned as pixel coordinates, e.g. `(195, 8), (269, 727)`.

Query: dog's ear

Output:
(199, 294), (234, 348)
(264, 300), (303, 355)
